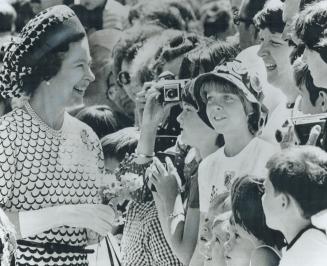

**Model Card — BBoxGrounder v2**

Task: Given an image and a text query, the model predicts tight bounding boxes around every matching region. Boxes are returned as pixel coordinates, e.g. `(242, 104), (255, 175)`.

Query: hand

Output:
(59, 204), (114, 236)
(141, 85), (175, 128)
(279, 124), (321, 149)
(148, 157), (182, 206)
(102, 0), (129, 30)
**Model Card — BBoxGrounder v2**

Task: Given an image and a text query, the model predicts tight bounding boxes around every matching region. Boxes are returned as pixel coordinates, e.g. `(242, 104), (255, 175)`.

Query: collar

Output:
(286, 225), (324, 251)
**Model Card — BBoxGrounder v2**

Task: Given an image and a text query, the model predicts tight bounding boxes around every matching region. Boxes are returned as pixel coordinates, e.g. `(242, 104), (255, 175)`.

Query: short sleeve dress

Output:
(0, 102), (105, 266)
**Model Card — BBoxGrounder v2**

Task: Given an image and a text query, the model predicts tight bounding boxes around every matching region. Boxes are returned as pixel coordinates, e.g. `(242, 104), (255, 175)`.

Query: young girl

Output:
(224, 175), (284, 266)
(189, 59), (280, 265)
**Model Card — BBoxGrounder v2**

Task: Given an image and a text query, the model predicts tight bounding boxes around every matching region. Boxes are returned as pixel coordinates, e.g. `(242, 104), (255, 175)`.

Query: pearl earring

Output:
(46, 81), (50, 86)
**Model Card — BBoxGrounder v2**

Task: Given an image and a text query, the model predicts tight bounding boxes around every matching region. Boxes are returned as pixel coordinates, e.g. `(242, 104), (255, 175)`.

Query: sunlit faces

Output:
(49, 37), (95, 107)
(297, 87), (321, 115)
(204, 88), (249, 135)
(261, 178), (283, 231)
(223, 222), (260, 266)
(303, 48), (327, 88)
(257, 29), (294, 90)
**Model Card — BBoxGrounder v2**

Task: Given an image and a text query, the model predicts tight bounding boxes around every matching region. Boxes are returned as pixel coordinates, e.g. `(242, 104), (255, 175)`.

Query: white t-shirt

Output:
(279, 228), (327, 266)
(198, 137), (279, 213)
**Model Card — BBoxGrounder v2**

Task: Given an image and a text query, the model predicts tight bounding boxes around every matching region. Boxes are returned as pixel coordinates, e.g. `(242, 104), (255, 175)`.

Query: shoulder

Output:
(251, 246), (280, 266)
(199, 148), (222, 171)
(0, 108), (24, 142)
(301, 228), (327, 247)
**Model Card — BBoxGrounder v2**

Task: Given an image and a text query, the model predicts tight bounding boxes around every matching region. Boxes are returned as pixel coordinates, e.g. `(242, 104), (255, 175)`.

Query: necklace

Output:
(24, 100), (63, 138)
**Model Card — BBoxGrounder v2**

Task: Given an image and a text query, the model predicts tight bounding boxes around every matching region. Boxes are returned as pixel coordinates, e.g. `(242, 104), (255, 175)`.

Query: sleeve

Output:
(0, 119), (17, 207)
(147, 214), (182, 266)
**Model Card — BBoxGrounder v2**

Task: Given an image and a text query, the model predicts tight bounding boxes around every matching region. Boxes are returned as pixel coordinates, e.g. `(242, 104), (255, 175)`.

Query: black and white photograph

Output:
(0, 0), (326, 265)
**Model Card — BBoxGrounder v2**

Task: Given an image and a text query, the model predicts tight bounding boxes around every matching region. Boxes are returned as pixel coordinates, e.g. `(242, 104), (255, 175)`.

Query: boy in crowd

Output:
(262, 146), (327, 266)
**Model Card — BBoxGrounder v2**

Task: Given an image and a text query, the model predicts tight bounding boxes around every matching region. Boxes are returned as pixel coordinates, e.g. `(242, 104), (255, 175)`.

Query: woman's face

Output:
(258, 28), (294, 90)
(177, 103), (215, 147)
(205, 89), (249, 136)
(303, 48), (327, 88)
(224, 222), (257, 266)
(49, 37), (95, 107)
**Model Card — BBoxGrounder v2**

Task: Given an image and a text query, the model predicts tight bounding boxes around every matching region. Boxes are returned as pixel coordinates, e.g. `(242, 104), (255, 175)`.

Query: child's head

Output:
(101, 127), (140, 173)
(76, 105), (119, 139)
(192, 60), (266, 137)
(224, 175), (284, 266)
(263, 146), (327, 232)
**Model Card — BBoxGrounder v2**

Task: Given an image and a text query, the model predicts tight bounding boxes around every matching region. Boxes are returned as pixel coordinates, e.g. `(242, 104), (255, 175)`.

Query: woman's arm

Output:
(5, 204), (115, 239)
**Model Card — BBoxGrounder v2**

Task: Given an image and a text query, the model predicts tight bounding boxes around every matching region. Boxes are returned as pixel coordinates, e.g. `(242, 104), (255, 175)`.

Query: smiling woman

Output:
(0, 5), (114, 266)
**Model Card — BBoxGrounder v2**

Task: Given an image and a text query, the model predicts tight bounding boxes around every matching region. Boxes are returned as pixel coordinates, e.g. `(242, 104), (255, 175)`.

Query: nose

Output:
(85, 66), (95, 82)
(302, 48), (309, 63)
(223, 238), (231, 253)
(177, 111), (184, 124)
(257, 42), (268, 58)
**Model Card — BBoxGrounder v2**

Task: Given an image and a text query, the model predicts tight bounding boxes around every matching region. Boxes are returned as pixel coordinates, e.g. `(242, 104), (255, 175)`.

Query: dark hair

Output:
(150, 32), (203, 78)
(201, 0), (233, 38)
(0, 2), (16, 32)
(231, 175), (285, 248)
(101, 127), (139, 161)
(240, 0), (267, 27)
(266, 146), (327, 219)
(293, 58), (327, 105)
(76, 105), (119, 139)
(128, 0), (196, 31)
(112, 24), (164, 84)
(21, 32), (85, 96)
(300, 0), (319, 11)
(295, 1), (327, 63)
(254, 0), (285, 34)
(199, 76), (262, 135)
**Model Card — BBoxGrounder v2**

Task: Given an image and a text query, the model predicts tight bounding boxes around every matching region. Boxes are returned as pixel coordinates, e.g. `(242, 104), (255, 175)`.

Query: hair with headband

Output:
(0, 5), (85, 98)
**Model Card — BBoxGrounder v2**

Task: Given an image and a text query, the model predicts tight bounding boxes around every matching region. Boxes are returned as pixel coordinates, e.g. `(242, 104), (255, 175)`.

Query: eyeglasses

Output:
(233, 9), (254, 26)
(117, 71), (131, 86)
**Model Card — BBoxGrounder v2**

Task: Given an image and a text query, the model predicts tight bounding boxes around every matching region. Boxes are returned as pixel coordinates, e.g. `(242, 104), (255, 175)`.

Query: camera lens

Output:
(166, 89), (178, 99)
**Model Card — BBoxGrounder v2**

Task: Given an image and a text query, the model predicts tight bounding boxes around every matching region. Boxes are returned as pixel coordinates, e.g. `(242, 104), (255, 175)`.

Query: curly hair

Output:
(112, 24), (164, 85)
(266, 146), (327, 218)
(295, 1), (327, 62)
(231, 175), (285, 248)
(254, 0), (285, 34)
(128, 0), (196, 31)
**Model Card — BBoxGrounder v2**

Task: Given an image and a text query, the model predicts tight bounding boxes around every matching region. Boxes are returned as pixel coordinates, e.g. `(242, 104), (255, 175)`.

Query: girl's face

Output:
(303, 48), (327, 88)
(205, 89), (249, 136)
(177, 103), (216, 147)
(257, 29), (294, 90)
(203, 221), (228, 266)
(49, 37), (95, 107)
(224, 222), (257, 266)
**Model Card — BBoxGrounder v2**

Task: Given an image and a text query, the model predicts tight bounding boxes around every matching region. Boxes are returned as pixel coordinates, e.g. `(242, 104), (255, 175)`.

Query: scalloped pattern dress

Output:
(0, 106), (104, 266)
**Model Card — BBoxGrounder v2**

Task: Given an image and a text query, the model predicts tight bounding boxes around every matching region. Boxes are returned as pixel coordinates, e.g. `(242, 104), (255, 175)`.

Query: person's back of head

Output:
(101, 127), (139, 162)
(0, 0), (16, 33)
(76, 105), (119, 139)
(266, 146), (327, 219)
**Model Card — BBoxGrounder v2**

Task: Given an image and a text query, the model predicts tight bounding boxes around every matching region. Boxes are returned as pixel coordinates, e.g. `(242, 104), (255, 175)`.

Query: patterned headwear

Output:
(0, 5), (85, 99)
(191, 59), (268, 133)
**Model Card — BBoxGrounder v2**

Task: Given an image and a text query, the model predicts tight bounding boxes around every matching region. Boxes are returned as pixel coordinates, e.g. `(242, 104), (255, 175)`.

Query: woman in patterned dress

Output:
(0, 5), (114, 266)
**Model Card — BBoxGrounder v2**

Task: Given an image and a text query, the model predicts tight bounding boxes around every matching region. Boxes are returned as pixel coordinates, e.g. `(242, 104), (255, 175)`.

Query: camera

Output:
(144, 79), (190, 104)
(291, 113), (327, 149)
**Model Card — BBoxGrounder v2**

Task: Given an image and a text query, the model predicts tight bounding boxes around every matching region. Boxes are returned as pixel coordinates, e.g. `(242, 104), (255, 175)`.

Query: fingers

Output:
(152, 157), (167, 176)
(307, 125), (322, 146)
(165, 156), (182, 188)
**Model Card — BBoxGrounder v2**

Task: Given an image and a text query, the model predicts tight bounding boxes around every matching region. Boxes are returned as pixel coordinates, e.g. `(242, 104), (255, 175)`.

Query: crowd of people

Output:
(0, 0), (326, 265)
